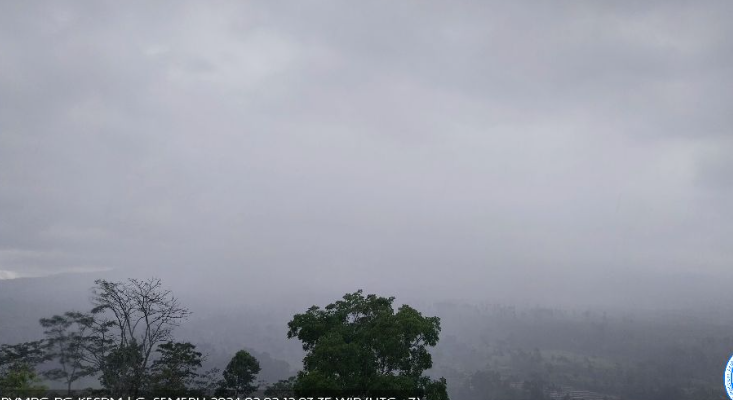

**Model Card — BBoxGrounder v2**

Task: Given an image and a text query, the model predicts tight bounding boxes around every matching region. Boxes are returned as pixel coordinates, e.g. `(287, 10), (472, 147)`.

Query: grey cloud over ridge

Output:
(0, 1), (731, 308)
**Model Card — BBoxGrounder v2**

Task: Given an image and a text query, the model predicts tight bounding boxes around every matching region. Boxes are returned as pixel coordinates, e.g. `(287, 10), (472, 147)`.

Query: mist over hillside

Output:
(2, 273), (733, 399)
(2, 1), (733, 399)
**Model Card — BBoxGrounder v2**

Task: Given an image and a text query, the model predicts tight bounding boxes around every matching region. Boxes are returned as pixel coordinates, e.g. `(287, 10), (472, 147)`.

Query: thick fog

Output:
(1, 1), (732, 310)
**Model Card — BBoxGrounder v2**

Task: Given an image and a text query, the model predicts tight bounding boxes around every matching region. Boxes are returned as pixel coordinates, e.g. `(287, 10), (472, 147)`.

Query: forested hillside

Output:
(2, 276), (731, 399)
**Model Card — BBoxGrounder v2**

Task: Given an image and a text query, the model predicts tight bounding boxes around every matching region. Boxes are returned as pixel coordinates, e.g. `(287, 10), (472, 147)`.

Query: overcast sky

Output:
(1, 1), (731, 308)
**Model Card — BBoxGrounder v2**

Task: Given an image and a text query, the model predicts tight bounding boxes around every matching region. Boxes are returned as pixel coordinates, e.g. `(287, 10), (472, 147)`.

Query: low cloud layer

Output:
(1, 1), (731, 308)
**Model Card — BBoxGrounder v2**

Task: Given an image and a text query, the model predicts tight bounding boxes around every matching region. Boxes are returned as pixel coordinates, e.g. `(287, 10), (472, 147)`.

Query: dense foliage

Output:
(216, 349), (261, 397)
(287, 290), (448, 399)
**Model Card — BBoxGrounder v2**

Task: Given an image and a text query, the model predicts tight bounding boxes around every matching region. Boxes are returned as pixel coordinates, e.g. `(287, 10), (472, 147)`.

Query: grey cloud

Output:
(0, 0), (731, 309)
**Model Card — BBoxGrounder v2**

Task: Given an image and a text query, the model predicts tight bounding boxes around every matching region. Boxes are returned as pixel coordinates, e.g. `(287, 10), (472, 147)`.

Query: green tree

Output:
(0, 341), (48, 397)
(99, 341), (144, 395)
(216, 350), (261, 397)
(286, 290), (448, 399)
(40, 311), (97, 394)
(147, 341), (203, 395)
(0, 363), (47, 397)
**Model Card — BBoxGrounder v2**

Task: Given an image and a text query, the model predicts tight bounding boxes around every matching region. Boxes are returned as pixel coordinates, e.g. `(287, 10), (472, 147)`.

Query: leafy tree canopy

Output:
(217, 349), (261, 397)
(147, 341), (204, 396)
(0, 363), (47, 397)
(287, 290), (448, 399)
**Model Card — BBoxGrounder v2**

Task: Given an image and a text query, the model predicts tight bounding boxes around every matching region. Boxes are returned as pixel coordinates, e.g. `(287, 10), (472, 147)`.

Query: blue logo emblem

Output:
(725, 354), (733, 399)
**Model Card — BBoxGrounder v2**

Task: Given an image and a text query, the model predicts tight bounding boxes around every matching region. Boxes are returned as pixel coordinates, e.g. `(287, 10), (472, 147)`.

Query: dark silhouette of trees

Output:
(264, 376), (296, 397)
(90, 277), (190, 395)
(147, 341), (204, 395)
(1, 277), (248, 397)
(216, 349), (261, 397)
(99, 341), (144, 394)
(40, 311), (97, 394)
